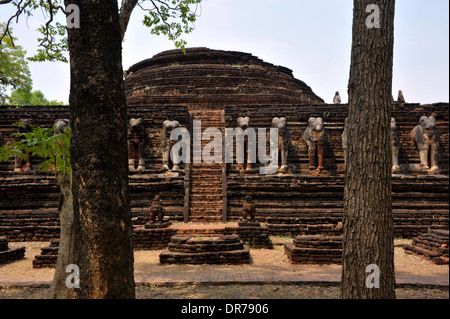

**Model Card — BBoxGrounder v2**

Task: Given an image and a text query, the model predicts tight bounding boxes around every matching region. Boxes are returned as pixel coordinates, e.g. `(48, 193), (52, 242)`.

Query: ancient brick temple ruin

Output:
(0, 48), (448, 251)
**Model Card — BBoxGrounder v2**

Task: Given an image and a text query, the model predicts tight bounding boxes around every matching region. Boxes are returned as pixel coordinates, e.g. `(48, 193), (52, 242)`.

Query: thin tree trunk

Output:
(48, 172), (75, 299)
(342, 0), (396, 299)
(65, 0), (135, 298)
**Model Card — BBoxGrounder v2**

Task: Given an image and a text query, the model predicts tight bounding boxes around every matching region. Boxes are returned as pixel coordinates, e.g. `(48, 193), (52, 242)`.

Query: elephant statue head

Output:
(271, 117), (287, 134)
(54, 119), (70, 132)
(237, 116), (249, 130)
(17, 118), (34, 133)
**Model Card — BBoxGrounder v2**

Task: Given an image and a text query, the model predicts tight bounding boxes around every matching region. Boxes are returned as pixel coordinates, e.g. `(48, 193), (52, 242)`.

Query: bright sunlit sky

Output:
(1, 0), (449, 104)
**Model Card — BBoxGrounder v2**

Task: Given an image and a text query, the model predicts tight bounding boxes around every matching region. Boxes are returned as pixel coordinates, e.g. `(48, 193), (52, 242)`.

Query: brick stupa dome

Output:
(124, 47), (323, 107)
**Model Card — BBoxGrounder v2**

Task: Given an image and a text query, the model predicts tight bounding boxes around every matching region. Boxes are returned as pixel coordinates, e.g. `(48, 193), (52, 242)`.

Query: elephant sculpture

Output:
(236, 116), (253, 170)
(411, 115), (440, 172)
(390, 118), (400, 172)
(128, 118), (146, 172)
(14, 118), (34, 173)
(304, 117), (327, 170)
(162, 120), (180, 171)
(271, 117), (289, 171)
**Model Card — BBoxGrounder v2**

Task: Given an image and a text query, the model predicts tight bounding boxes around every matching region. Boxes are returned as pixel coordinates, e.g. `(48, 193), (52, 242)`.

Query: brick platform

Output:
(160, 234), (251, 264)
(0, 236), (25, 265)
(285, 235), (342, 264)
(32, 239), (59, 268)
(404, 230), (449, 265)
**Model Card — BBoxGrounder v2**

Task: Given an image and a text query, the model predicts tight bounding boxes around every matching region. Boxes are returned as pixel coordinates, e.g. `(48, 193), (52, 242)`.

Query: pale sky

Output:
(1, 0), (449, 104)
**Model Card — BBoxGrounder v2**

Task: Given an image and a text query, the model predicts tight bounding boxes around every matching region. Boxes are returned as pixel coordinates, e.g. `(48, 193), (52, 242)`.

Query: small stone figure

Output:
(397, 90), (405, 103)
(162, 120), (180, 171)
(14, 118), (34, 173)
(390, 118), (401, 172)
(304, 117), (327, 171)
(149, 195), (164, 223)
(333, 91), (341, 104)
(411, 115), (440, 172)
(271, 117), (289, 171)
(128, 118), (146, 172)
(242, 196), (256, 222)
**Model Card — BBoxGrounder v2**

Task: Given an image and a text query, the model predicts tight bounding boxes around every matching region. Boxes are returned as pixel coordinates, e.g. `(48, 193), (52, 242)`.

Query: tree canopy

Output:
(7, 88), (64, 105)
(0, 23), (32, 103)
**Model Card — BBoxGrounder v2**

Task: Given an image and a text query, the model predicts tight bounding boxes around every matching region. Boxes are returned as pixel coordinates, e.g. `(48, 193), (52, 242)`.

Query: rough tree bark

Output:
(65, 0), (135, 298)
(342, 0), (396, 299)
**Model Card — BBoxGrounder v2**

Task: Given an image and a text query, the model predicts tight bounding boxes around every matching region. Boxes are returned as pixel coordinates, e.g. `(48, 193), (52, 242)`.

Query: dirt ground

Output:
(0, 238), (448, 299)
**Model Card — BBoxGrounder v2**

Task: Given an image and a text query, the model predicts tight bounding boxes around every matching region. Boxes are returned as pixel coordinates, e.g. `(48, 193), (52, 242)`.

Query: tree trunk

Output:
(342, 0), (396, 299)
(48, 172), (75, 299)
(65, 0), (135, 298)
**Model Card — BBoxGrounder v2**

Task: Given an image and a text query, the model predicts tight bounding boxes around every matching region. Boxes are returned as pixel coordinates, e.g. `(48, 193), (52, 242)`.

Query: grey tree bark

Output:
(341, 0), (396, 299)
(48, 172), (75, 299)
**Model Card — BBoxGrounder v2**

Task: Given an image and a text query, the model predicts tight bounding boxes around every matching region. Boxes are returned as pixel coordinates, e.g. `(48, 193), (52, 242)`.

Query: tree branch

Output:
(0, 0), (13, 4)
(119, 0), (139, 40)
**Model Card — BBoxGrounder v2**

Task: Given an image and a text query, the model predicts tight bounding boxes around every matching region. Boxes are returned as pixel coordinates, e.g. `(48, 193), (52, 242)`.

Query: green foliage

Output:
(1, 0), (204, 62)
(323, 111), (331, 121)
(8, 88), (64, 105)
(0, 123), (71, 175)
(0, 23), (32, 104)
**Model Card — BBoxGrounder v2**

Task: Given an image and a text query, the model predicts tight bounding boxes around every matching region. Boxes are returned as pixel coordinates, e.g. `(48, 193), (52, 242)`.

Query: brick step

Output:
(188, 216), (223, 223)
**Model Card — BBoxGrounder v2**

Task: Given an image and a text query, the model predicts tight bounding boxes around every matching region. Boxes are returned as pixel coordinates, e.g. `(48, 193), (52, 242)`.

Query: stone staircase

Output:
(189, 109), (223, 223)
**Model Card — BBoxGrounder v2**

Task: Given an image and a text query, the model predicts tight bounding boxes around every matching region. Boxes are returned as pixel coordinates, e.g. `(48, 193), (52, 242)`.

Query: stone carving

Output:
(304, 117), (327, 170)
(390, 118), (401, 172)
(128, 118), (146, 172)
(333, 91), (341, 104)
(411, 115), (440, 172)
(54, 119), (70, 132)
(397, 90), (405, 103)
(149, 195), (164, 223)
(162, 120), (180, 171)
(271, 117), (289, 171)
(237, 116), (253, 170)
(242, 196), (256, 222)
(14, 118), (34, 173)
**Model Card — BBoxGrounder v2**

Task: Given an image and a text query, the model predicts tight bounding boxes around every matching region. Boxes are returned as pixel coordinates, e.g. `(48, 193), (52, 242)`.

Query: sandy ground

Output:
(0, 238), (448, 299)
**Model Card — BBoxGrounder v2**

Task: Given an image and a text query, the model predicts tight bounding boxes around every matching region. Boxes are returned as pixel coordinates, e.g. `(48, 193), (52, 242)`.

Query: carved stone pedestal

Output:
(284, 235), (342, 264)
(0, 236), (25, 265)
(159, 234), (251, 264)
(234, 222), (273, 249)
